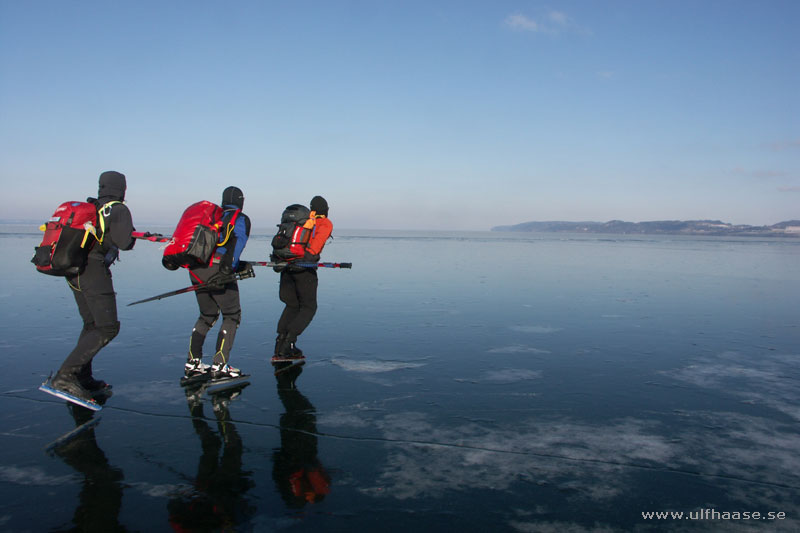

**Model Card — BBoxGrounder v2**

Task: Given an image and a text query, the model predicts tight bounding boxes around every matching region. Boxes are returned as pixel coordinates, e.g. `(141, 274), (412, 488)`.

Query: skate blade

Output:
(273, 360), (306, 375)
(39, 382), (102, 411)
(205, 375), (250, 395)
(180, 373), (212, 387)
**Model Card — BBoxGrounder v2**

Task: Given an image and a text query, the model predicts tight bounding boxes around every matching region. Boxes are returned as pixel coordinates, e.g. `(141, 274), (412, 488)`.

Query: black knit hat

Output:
(222, 186), (244, 209)
(310, 195), (328, 216)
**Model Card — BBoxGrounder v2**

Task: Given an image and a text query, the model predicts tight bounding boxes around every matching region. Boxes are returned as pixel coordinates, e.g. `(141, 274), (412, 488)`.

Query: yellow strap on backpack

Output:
(303, 211), (317, 230)
(91, 201), (122, 247)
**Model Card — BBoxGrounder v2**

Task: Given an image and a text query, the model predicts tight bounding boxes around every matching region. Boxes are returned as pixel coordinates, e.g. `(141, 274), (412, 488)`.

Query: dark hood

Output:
(98, 171), (126, 201)
(222, 186), (244, 210)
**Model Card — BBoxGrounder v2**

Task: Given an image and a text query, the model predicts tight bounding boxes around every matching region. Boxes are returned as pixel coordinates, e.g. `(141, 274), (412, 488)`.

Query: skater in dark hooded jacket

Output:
(273, 196), (333, 361)
(50, 171), (135, 401)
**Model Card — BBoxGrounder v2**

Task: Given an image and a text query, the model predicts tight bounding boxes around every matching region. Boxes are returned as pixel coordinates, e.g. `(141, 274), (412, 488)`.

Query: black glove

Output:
(236, 261), (256, 280)
(302, 252), (320, 263)
(206, 267), (235, 288)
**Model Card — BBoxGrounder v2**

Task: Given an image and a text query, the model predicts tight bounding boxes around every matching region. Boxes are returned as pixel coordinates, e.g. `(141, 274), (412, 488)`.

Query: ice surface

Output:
(1, 228), (799, 531)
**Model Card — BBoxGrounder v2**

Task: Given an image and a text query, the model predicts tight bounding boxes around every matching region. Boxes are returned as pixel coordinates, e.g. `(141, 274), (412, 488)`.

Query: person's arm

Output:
(222, 213), (250, 270)
(305, 217), (332, 258)
(109, 204), (135, 251)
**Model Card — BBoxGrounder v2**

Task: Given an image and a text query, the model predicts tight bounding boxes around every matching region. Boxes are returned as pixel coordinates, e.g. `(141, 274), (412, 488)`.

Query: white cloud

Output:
(548, 10), (569, 25)
(505, 14), (541, 32)
(505, 10), (586, 35)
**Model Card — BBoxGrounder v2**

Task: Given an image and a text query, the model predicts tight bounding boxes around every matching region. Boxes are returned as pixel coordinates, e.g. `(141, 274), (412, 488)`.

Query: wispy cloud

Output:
(778, 186), (800, 193)
(505, 10), (578, 35)
(732, 167), (788, 179)
(505, 14), (541, 32)
(767, 139), (800, 151)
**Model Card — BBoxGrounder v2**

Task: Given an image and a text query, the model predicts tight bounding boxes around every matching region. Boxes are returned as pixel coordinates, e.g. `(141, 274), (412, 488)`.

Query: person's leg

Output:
(211, 281), (242, 376)
(186, 266), (220, 376)
(277, 270), (299, 336)
(276, 270), (318, 357)
(55, 260), (120, 399)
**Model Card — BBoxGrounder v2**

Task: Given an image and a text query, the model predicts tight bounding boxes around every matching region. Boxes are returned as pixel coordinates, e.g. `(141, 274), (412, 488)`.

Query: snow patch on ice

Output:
(0, 465), (75, 486)
(331, 358), (426, 373)
(483, 369), (542, 383)
(509, 325), (562, 334)
(488, 345), (551, 354)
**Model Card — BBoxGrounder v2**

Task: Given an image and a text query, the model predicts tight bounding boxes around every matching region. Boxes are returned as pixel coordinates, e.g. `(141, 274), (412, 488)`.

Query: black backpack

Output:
(270, 204), (313, 262)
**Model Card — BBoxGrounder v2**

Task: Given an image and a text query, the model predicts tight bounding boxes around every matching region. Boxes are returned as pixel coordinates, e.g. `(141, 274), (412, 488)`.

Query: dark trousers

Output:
(277, 269), (318, 340)
(60, 257), (120, 376)
(190, 264), (241, 366)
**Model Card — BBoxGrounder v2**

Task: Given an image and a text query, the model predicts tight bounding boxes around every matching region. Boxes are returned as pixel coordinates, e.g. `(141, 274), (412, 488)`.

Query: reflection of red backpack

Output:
(31, 200), (116, 276)
(289, 466), (331, 503)
(162, 201), (223, 270)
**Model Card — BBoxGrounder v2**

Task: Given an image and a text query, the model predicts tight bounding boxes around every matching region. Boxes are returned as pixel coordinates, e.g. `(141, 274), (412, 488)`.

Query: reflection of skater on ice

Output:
(272, 364), (331, 507)
(168, 384), (254, 530)
(47, 403), (126, 532)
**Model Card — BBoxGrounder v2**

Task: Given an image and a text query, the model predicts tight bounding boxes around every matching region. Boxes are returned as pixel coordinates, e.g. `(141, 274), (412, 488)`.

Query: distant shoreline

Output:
(492, 220), (800, 237)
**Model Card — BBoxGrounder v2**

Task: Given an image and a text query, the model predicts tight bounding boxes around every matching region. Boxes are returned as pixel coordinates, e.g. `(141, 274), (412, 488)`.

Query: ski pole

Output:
(247, 261), (352, 269)
(127, 268), (256, 306)
(132, 233), (352, 268)
(132, 231), (171, 243)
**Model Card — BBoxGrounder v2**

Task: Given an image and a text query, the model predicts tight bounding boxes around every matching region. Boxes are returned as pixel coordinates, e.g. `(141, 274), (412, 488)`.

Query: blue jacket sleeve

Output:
(229, 214), (250, 269)
(217, 210), (250, 270)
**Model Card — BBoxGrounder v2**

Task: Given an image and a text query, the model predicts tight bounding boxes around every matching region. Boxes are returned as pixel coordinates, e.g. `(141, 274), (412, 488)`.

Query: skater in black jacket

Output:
(51, 171), (135, 401)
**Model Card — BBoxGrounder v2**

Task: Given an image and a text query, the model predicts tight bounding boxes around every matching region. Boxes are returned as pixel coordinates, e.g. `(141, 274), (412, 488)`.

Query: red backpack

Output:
(162, 201), (225, 270)
(31, 201), (103, 276)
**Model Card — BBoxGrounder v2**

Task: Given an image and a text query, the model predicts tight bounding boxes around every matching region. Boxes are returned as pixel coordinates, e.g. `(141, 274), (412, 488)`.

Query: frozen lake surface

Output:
(1, 227), (799, 531)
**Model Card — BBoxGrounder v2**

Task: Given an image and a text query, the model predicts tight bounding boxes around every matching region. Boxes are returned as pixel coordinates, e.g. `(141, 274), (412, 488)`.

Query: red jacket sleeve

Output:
(306, 217), (332, 256)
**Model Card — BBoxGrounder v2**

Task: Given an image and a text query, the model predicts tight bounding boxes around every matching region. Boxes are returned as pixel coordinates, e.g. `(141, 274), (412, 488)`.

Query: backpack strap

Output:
(303, 211), (317, 230)
(217, 209), (241, 247)
(96, 201), (122, 244)
(78, 200), (120, 249)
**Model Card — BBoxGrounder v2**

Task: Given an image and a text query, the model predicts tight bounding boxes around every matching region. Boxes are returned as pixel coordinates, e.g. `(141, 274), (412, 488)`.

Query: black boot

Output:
(77, 361), (111, 393)
(52, 370), (93, 402)
(276, 335), (304, 360)
(274, 333), (286, 357)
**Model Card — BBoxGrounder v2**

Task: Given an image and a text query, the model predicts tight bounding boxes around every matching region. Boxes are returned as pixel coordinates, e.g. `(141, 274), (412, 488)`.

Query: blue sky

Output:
(1, 1), (797, 230)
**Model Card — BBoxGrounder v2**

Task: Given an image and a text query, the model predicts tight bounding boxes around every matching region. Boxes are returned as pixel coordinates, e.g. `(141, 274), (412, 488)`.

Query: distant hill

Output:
(491, 220), (800, 237)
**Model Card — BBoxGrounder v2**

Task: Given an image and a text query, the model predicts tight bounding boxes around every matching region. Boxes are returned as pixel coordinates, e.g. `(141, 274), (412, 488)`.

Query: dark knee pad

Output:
(222, 310), (241, 328)
(98, 321), (121, 346)
(193, 313), (218, 336)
